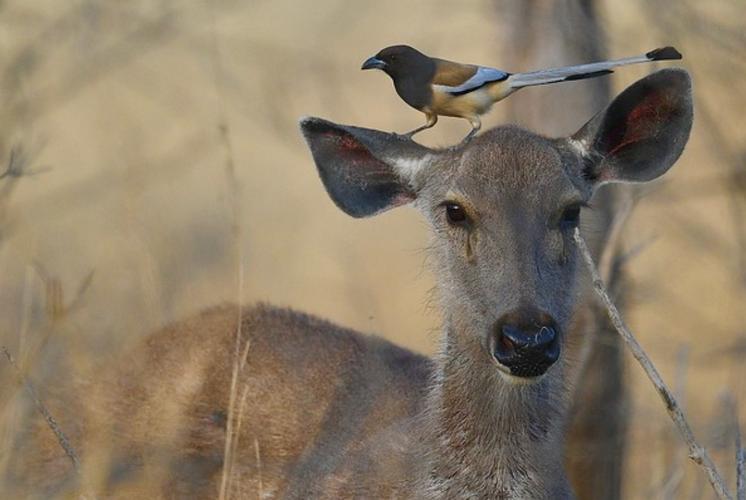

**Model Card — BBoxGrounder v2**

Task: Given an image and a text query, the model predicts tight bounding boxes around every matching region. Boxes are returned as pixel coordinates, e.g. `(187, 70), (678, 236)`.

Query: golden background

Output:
(1, 0), (744, 497)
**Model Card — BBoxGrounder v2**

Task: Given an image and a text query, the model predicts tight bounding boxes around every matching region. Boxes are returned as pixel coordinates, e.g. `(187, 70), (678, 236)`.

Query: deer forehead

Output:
(432, 128), (577, 207)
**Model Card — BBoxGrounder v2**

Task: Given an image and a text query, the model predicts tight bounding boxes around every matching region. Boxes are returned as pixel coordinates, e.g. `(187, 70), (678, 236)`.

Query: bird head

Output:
(361, 45), (433, 80)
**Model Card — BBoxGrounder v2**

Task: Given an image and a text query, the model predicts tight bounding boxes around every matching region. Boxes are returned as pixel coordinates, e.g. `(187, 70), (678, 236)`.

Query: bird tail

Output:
(506, 46), (682, 89)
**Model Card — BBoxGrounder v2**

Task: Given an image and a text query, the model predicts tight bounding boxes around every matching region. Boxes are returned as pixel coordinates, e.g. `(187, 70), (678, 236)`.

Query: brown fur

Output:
(7, 304), (432, 498)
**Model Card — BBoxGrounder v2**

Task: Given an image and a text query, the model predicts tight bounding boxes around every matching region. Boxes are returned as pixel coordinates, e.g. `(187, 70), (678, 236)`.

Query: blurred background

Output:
(0, 0), (744, 498)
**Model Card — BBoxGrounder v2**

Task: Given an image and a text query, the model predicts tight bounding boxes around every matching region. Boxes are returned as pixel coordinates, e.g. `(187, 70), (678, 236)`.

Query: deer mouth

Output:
(489, 319), (561, 380)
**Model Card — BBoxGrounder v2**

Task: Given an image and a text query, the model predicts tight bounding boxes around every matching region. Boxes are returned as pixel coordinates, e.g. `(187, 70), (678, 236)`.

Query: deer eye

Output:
(559, 205), (581, 229)
(444, 202), (469, 226)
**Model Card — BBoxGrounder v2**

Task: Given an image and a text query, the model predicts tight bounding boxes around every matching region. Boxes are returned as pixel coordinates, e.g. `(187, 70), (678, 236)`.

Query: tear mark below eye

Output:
(558, 244), (568, 266)
(465, 232), (477, 263)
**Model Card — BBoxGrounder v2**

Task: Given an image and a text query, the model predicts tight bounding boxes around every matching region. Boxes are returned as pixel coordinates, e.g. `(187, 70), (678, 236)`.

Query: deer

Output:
(5, 68), (692, 499)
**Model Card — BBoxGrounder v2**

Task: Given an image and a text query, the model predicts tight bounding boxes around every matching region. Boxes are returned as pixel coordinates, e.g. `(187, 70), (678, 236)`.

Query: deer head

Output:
(300, 68), (692, 384)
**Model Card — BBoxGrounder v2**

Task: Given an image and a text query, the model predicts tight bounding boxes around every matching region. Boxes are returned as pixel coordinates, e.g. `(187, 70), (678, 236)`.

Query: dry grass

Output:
(0, 0), (744, 498)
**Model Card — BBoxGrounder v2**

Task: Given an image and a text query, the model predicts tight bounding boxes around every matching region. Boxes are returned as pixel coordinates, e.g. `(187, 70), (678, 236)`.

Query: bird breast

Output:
(430, 85), (495, 118)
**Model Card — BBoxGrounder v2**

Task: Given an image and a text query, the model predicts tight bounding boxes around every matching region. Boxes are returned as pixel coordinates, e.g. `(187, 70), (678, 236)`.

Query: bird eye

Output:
(445, 202), (469, 226)
(559, 205), (581, 229)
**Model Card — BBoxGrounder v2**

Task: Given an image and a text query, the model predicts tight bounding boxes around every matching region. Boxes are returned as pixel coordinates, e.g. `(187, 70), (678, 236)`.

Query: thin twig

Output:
(254, 438), (263, 497)
(573, 228), (733, 500)
(207, 2), (247, 498)
(733, 398), (745, 500)
(738, 446), (745, 500)
(1, 346), (80, 471)
(613, 233), (659, 275)
(225, 339), (252, 499)
(722, 394), (742, 488)
(660, 345), (689, 499)
(569, 195), (635, 394)
(0, 146), (50, 181)
(32, 263), (95, 323)
(597, 193), (635, 284)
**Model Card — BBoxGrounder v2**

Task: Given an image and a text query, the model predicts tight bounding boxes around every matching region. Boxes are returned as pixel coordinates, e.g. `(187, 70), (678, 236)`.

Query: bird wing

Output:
(432, 60), (509, 96)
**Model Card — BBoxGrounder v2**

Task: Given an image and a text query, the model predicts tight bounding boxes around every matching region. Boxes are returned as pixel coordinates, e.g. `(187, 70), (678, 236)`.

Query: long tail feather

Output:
(507, 46), (682, 89)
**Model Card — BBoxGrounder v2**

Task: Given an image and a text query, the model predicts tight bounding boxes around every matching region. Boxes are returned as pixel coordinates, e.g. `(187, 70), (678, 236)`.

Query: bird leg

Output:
(401, 113), (438, 138)
(458, 116), (482, 146)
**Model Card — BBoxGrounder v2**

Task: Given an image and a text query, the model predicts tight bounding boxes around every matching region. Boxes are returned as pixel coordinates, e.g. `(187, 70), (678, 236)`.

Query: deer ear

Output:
(299, 117), (434, 218)
(570, 68), (693, 186)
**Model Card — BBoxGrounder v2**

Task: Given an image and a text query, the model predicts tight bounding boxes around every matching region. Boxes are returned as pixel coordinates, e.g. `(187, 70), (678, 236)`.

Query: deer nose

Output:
(492, 314), (560, 378)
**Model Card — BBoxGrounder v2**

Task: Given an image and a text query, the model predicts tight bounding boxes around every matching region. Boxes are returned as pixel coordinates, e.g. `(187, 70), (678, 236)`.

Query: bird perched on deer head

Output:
(362, 45), (682, 143)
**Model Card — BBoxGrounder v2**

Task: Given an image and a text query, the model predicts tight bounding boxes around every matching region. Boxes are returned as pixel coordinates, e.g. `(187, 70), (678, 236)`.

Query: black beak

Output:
(361, 56), (386, 70)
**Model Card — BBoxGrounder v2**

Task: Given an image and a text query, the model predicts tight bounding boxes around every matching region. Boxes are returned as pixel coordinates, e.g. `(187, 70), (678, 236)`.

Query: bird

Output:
(361, 45), (682, 142)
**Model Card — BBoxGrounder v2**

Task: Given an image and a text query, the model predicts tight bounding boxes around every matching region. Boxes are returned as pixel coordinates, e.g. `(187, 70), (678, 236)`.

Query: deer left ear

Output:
(299, 117), (435, 218)
(569, 68), (693, 186)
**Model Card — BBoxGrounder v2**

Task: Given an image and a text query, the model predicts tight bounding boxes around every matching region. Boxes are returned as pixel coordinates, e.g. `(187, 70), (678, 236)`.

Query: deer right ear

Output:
(569, 68), (693, 187)
(299, 117), (434, 218)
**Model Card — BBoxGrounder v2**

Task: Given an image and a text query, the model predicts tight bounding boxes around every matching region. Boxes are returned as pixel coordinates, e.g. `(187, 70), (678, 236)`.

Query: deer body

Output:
(6, 69), (693, 499)
(13, 303), (571, 498)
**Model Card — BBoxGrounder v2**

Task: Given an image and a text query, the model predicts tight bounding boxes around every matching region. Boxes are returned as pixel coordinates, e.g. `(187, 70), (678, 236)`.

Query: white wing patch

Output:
(433, 66), (509, 96)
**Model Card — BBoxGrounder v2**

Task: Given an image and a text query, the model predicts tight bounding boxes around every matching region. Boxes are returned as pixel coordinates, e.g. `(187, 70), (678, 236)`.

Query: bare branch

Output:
(207, 2), (248, 499)
(738, 445), (745, 500)
(0, 146), (50, 181)
(597, 193), (635, 284)
(254, 438), (263, 498)
(32, 263), (96, 323)
(730, 396), (745, 500)
(660, 346), (690, 499)
(573, 228), (733, 500)
(613, 234), (659, 275)
(0, 145), (50, 247)
(1, 346), (79, 471)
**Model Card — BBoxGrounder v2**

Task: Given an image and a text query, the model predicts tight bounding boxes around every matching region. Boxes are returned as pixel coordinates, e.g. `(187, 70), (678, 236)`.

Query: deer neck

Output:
(420, 321), (572, 499)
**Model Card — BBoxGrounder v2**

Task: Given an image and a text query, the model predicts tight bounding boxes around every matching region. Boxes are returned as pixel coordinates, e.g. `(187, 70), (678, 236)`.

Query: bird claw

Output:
(396, 132), (415, 140)
(392, 130), (421, 141)
(451, 129), (478, 149)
